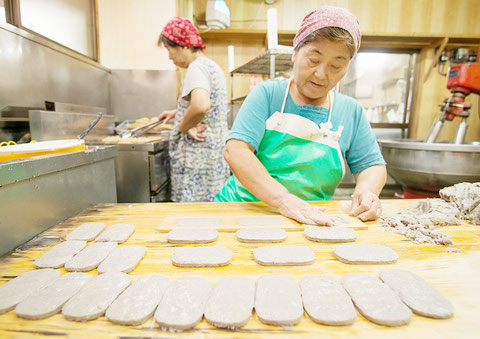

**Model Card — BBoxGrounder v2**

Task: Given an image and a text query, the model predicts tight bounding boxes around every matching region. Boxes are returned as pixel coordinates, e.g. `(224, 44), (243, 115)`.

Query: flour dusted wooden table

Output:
(1, 200), (479, 338)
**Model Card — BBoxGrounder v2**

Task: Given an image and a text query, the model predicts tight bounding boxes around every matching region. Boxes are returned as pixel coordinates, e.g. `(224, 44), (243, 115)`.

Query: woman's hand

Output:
(276, 193), (334, 225)
(186, 123), (208, 142)
(349, 190), (382, 221)
(157, 109), (176, 123)
(350, 165), (386, 221)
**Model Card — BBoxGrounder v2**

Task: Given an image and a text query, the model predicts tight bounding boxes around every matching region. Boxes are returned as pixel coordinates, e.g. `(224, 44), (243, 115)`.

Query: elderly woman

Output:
(158, 17), (230, 202)
(215, 6), (387, 225)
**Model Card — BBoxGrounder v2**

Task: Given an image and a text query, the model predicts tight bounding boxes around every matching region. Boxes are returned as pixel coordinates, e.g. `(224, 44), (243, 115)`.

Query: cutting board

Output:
(0, 199), (478, 338)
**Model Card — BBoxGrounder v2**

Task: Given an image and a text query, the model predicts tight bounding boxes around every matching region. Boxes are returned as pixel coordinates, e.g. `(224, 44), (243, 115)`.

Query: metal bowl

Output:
(378, 139), (480, 195)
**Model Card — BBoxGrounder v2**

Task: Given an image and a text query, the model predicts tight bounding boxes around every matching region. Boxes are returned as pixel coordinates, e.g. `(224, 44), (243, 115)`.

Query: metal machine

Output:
(379, 46), (480, 197)
(425, 48), (480, 144)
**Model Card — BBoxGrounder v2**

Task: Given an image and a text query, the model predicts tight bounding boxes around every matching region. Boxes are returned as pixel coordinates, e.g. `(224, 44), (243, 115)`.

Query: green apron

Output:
(215, 77), (345, 202)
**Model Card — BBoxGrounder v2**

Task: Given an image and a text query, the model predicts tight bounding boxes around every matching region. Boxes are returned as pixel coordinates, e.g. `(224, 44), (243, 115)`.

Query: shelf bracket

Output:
(423, 37), (449, 83)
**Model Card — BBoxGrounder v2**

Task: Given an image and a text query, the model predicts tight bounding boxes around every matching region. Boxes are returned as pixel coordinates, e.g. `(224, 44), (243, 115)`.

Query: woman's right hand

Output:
(157, 109), (177, 123)
(276, 193), (334, 226)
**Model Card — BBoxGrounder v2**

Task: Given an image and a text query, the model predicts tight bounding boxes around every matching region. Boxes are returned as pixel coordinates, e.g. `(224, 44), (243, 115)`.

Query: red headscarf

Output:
(161, 17), (206, 50)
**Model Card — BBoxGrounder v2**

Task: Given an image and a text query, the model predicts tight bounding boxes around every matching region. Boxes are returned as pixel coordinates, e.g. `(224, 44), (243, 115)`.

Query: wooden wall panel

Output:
(192, 0), (480, 36)
(97, 0), (176, 70)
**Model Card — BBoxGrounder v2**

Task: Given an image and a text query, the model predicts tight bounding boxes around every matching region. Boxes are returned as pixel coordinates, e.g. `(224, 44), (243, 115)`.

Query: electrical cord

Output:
(248, 1), (265, 29)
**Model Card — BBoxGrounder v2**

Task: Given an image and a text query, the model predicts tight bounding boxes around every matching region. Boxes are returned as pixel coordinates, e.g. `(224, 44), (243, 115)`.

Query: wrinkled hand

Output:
(277, 193), (334, 225)
(187, 123), (208, 142)
(157, 109), (176, 123)
(349, 191), (382, 221)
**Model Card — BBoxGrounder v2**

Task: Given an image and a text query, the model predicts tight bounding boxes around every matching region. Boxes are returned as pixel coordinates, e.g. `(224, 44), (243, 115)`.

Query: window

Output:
(0, 0), (6, 23)
(12, 0), (96, 59)
(341, 51), (416, 136)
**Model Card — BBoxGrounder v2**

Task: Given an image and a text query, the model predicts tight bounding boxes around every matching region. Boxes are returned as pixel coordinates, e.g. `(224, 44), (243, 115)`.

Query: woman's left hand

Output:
(349, 190), (382, 221)
(186, 123), (208, 141)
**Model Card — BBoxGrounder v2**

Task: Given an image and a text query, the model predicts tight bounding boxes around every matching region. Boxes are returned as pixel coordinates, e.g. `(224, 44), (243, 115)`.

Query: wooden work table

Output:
(0, 199), (479, 338)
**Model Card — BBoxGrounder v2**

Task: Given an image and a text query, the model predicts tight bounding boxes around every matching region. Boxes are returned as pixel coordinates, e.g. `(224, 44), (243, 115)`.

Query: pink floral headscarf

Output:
(293, 6), (361, 53)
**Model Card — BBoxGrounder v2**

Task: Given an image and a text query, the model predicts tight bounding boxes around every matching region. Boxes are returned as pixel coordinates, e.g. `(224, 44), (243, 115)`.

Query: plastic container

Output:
(0, 139), (85, 162)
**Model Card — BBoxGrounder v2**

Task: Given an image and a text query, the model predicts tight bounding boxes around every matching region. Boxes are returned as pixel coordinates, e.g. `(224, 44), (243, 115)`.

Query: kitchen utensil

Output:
(78, 112), (103, 139)
(121, 119), (166, 139)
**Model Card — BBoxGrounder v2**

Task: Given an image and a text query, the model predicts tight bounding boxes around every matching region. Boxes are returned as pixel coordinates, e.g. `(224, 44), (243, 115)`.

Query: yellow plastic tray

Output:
(0, 139), (85, 162)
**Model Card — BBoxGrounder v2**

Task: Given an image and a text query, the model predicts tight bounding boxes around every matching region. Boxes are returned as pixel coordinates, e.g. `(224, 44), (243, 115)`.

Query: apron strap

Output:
(280, 77), (293, 114)
(327, 91), (334, 122)
(281, 76), (335, 119)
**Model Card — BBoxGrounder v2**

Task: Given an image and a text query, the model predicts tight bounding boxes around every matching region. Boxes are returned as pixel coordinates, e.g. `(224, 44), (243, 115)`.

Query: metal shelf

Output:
(230, 46), (293, 103)
(230, 47), (293, 76)
(0, 117), (29, 122)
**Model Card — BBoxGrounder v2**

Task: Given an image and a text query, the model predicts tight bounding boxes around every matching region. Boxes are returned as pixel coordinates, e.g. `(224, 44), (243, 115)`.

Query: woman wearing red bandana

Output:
(158, 17), (229, 202)
(215, 6), (387, 225)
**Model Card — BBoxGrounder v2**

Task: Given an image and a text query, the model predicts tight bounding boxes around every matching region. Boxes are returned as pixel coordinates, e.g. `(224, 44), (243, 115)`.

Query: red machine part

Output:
(442, 93), (472, 121)
(447, 63), (480, 95)
(443, 60), (480, 120)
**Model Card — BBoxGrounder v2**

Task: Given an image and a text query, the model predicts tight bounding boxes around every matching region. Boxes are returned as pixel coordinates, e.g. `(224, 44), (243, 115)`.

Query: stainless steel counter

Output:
(0, 145), (117, 257)
(29, 110), (115, 142)
(114, 140), (168, 153)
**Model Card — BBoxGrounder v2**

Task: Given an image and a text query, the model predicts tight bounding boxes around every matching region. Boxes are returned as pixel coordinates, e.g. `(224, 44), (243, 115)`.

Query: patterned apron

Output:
(169, 58), (230, 202)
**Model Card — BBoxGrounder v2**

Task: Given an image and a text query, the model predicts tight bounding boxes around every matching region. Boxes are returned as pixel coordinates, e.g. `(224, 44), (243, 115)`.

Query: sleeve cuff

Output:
(349, 158), (386, 174)
(227, 132), (260, 151)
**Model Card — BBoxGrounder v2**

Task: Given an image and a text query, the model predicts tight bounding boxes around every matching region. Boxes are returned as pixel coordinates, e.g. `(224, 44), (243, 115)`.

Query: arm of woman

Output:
(178, 88), (210, 134)
(350, 164), (387, 221)
(225, 139), (334, 225)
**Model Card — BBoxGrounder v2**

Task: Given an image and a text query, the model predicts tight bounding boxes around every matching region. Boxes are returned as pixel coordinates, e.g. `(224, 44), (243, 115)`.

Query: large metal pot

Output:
(378, 139), (480, 195)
